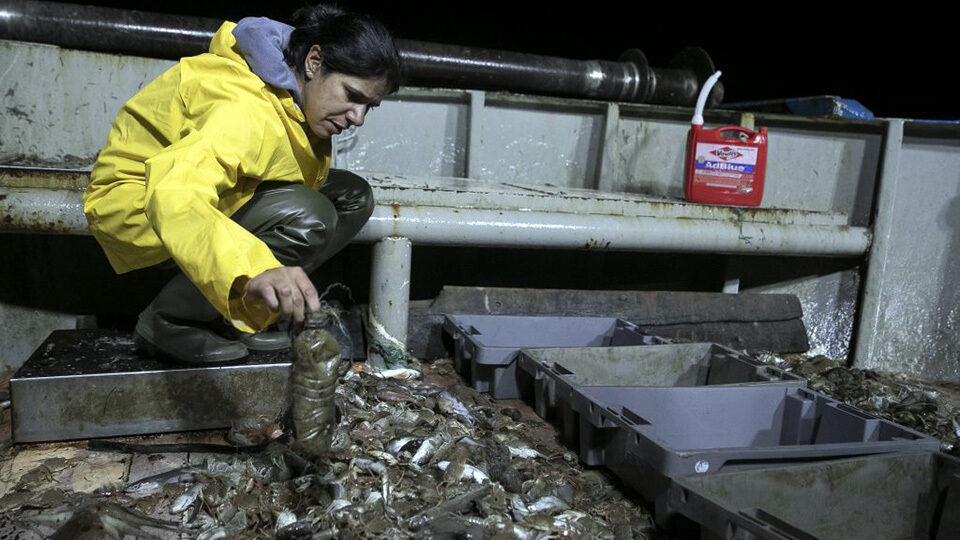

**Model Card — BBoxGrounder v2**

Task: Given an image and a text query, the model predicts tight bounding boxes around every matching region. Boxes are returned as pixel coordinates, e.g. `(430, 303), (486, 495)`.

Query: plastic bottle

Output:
(290, 311), (341, 457)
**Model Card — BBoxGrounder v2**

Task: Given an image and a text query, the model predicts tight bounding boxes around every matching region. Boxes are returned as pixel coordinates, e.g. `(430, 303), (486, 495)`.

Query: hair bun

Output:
(290, 4), (347, 27)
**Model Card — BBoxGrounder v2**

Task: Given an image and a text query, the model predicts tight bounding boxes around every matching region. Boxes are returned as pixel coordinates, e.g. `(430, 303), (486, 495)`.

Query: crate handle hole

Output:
(622, 409), (649, 425)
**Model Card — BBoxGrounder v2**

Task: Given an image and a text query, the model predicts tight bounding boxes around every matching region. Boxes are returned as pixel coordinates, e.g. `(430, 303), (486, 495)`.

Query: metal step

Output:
(10, 329), (291, 443)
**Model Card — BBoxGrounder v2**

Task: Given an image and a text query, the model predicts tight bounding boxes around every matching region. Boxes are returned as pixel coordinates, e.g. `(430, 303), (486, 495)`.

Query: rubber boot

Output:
(227, 170), (374, 352)
(135, 273), (249, 364)
(212, 320), (291, 351)
(139, 170), (373, 362)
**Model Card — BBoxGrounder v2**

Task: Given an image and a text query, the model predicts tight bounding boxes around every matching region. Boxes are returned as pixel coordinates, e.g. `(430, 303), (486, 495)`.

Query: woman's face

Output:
(300, 45), (388, 139)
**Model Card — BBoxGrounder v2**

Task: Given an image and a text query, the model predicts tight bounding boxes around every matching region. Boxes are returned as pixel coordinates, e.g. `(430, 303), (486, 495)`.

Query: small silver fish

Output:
(507, 445), (545, 459)
(197, 527), (228, 540)
(510, 494), (530, 520)
(377, 368), (422, 380)
(553, 510), (588, 526)
(367, 450), (399, 466)
(437, 391), (472, 420)
(436, 461), (489, 483)
(275, 509), (297, 530)
(123, 480), (162, 499)
(497, 523), (535, 540)
(387, 436), (422, 456)
(170, 484), (202, 514)
(458, 436), (485, 447)
(351, 458), (387, 476)
(441, 454), (467, 486)
(326, 499), (352, 513)
(527, 495), (570, 514)
(411, 435), (443, 466)
(351, 458), (391, 505)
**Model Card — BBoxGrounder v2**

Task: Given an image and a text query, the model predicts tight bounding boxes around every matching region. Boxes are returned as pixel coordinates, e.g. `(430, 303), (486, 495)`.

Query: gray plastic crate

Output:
(571, 385), (940, 500)
(661, 451), (960, 540)
(517, 344), (805, 451)
(442, 314), (666, 399)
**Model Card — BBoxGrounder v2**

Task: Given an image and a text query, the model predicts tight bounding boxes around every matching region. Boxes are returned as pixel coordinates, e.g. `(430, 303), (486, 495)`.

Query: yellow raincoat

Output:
(84, 22), (331, 333)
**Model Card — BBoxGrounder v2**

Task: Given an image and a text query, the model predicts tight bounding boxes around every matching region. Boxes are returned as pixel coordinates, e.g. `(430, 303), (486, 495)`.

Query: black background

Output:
(83, 1), (957, 120)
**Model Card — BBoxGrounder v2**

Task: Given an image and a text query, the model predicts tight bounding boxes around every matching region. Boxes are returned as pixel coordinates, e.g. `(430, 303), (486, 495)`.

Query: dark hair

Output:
(284, 4), (402, 93)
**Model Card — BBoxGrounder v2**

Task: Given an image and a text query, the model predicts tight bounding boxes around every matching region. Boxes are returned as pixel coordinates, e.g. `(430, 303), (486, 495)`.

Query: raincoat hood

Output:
(231, 17), (303, 107)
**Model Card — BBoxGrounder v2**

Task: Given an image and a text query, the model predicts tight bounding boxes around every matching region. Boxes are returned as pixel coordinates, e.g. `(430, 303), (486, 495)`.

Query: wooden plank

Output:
(430, 286), (804, 323)
(407, 286), (810, 357)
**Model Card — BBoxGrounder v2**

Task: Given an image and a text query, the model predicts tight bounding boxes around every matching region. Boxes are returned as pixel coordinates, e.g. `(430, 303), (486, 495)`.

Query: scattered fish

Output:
(277, 519), (314, 540)
(387, 436), (422, 456)
(508, 444), (545, 459)
(2, 362), (660, 539)
(411, 434), (443, 466)
(527, 495), (570, 514)
(43, 502), (180, 540)
(170, 484), (202, 514)
(370, 368), (422, 380)
(758, 353), (960, 455)
(325, 499), (352, 514)
(437, 390), (473, 421)
(436, 461), (490, 483)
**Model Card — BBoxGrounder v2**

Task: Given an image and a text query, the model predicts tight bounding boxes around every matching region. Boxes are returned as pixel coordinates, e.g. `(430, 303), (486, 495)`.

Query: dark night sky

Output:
(91, 1), (955, 120)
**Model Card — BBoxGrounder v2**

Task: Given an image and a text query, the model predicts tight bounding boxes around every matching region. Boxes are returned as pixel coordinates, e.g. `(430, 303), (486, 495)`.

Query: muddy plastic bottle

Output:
(290, 312), (341, 457)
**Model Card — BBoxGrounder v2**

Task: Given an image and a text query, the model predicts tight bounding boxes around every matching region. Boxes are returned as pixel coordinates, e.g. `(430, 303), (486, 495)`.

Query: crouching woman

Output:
(83, 4), (401, 363)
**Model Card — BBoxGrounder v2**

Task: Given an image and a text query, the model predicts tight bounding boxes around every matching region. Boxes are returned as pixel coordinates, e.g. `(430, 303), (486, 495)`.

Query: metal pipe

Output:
(395, 41), (723, 106)
(0, 0), (216, 60)
(368, 237), (412, 362)
(0, 0), (722, 106)
(358, 206), (870, 257)
(0, 186), (871, 257)
(0, 187), (88, 234)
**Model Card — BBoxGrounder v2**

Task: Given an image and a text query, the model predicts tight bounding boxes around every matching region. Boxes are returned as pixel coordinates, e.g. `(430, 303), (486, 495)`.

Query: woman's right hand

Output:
(244, 266), (320, 324)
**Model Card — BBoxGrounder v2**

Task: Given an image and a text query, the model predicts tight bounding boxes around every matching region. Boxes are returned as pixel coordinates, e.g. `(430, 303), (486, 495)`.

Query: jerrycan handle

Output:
(715, 126), (759, 141)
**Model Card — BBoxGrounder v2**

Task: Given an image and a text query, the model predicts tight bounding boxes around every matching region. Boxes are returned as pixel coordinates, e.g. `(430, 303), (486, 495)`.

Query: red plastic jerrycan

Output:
(684, 125), (768, 206)
(682, 71), (768, 207)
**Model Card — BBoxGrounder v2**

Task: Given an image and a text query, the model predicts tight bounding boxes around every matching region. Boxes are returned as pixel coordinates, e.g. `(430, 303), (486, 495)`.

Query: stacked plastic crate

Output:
(444, 314), (958, 540)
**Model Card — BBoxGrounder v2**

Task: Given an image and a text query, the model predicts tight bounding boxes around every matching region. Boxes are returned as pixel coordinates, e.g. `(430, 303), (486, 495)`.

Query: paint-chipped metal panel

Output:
(474, 103), (604, 187)
(0, 169), (852, 228)
(607, 116), (689, 198)
(862, 134), (960, 381)
(0, 39), (172, 167)
(763, 127), (880, 226)
(610, 115), (881, 224)
(335, 96), (469, 177)
(1, 39), (881, 224)
(363, 173), (848, 226)
(0, 304), (80, 371)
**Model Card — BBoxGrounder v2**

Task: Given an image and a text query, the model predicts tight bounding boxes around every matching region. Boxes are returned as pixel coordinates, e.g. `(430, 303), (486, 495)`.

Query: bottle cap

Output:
(303, 311), (330, 329)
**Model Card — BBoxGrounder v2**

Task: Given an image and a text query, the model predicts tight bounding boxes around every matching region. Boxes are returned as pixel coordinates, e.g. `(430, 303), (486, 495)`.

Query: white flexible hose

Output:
(692, 71), (722, 126)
